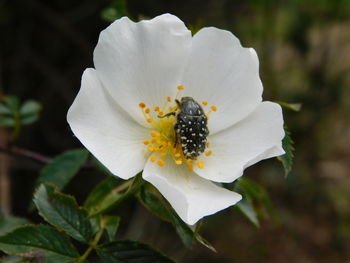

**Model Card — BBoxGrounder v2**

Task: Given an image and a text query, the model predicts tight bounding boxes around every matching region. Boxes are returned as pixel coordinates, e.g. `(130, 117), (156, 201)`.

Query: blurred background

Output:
(1, 0), (350, 262)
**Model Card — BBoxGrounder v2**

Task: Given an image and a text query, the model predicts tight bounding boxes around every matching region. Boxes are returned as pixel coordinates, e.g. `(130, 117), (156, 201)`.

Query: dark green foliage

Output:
(137, 184), (216, 251)
(0, 225), (79, 262)
(101, 0), (128, 22)
(33, 184), (93, 243)
(0, 216), (29, 236)
(277, 127), (295, 176)
(97, 240), (175, 263)
(36, 149), (89, 189)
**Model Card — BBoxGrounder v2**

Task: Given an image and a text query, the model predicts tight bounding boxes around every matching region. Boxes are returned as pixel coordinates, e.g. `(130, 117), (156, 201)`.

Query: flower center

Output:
(139, 85), (217, 171)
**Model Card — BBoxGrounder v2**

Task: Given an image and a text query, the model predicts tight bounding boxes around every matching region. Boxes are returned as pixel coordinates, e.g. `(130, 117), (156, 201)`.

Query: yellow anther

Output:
(147, 145), (154, 152)
(186, 159), (192, 163)
(177, 85), (184, 90)
(151, 138), (157, 143)
(167, 96), (171, 102)
(205, 151), (212, 157)
(168, 142), (172, 146)
(146, 118), (153, 123)
(160, 153), (167, 159)
(188, 164), (194, 171)
(151, 131), (160, 137)
(145, 108), (150, 114)
(157, 159), (165, 167)
(175, 159), (182, 165)
(154, 106), (160, 112)
(202, 101), (208, 106)
(143, 140), (150, 145)
(139, 102), (146, 108)
(150, 154), (157, 162)
(197, 160), (205, 168)
(210, 105), (217, 112)
(174, 153), (181, 158)
(159, 111), (164, 116)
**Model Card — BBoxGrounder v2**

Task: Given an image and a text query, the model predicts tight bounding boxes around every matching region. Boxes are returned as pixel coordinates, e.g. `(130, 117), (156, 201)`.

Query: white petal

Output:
(142, 157), (242, 225)
(194, 102), (285, 183)
(94, 14), (192, 126)
(67, 68), (149, 179)
(182, 27), (263, 134)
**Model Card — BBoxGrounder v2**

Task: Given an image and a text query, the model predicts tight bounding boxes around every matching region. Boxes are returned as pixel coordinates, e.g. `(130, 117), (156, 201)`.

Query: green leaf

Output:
(138, 185), (193, 248)
(36, 149), (89, 189)
(103, 216), (120, 242)
(3, 96), (19, 113)
(276, 101), (302, 112)
(91, 157), (112, 175)
(97, 240), (175, 263)
(0, 103), (11, 115)
(101, 0), (128, 22)
(20, 114), (39, 125)
(0, 117), (15, 127)
(0, 255), (34, 263)
(19, 100), (42, 116)
(0, 216), (29, 236)
(85, 174), (143, 217)
(84, 176), (120, 210)
(138, 185), (216, 251)
(235, 197), (260, 228)
(277, 127), (295, 176)
(236, 178), (278, 224)
(33, 184), (92, 243)
(0, 225), (79, 262)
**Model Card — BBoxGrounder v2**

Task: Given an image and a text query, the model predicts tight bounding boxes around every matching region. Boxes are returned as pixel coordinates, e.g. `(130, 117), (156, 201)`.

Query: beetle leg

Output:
(158, 111), (176, 118)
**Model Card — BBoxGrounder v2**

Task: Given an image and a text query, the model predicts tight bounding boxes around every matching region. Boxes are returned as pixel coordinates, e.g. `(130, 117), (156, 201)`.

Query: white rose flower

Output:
(67, 14), (285, 225)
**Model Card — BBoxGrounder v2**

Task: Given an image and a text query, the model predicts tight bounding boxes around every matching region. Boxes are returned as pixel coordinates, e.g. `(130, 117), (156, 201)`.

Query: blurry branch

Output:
(0, 145), (52, 165)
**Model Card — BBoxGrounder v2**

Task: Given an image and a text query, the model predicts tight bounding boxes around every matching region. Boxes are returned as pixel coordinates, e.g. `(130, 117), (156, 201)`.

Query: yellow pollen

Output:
(151, 131), (160, 137)
(143, 140), (150, 145)
(174, 153), (181, 158)
(145, 108), (150, 114)
(188, 164), (194, 171)
(210, 105), (217, 112)
(146, 118), (153, 123)
(177, 85), (184, 90)
(154, 106), (160, 112)
(157, 159), (165, 167)
(186, 159), (192, 163)
(175, 159), (182, 165)
(159, 111), (164, 116)
(202, 101), (208, 106)
(167, 96), (171, 102)
(151, 138), (157, 143)
(139, 102), (146, 108)
(150, 154), (157, 162)
(147, 145), (154, 152)
(197, 160), (205, 169)
(205, 151), (212, 157)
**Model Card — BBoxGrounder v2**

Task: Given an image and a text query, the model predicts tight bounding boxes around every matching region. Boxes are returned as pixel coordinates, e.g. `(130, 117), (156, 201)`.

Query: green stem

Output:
(76, 221), (104, 263)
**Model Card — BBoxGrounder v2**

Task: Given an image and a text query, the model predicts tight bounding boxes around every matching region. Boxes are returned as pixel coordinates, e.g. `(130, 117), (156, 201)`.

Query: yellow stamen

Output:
(147, 145), (154, 152)
(139, 102), (146, 108)
(197, 160), (205, 168)
(167, 96), (171, 102)
(202, 101), (208, 106)
(151, 131), (160, 137)
(175, 159), (182, 165)
(150, 154), (157, 162)
(143, 140), (150, 145)
(157, 159), (165, 167)
(177, 85), (184, 90)
(147, 118), (153, 123)
(154, 106), (160, 112)
(159, 111), (164, 116)
(205, 151), (212, 157)
(174, 153), (181, 158)
(151, 138), (157, 143)
(210, 105), (217, 112)
(188, 164), (194, 171)
(145, 108), (150, 114)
